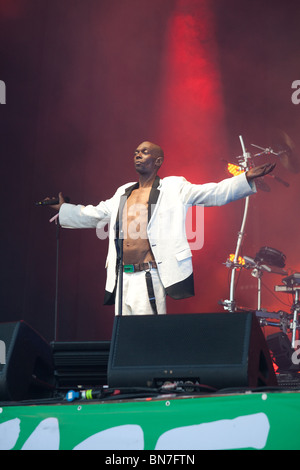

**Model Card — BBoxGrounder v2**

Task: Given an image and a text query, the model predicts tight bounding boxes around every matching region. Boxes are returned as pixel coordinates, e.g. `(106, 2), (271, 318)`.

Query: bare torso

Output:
(122, 186), (154, 264)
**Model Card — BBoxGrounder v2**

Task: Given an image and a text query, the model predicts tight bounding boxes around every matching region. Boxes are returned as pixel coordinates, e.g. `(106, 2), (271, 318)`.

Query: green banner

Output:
(0, 392), (300, 450)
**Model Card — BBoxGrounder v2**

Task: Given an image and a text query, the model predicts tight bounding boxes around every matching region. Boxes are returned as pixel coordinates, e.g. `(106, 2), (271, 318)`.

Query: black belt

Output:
(123, 261), (157, 273)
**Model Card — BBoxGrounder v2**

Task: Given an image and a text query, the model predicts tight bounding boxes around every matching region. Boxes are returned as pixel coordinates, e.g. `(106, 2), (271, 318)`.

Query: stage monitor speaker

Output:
(267, 332), (296, 371)
(0, 321), (55, 401)
(107, 312), (277, 390)
(51, 341), (110, 388)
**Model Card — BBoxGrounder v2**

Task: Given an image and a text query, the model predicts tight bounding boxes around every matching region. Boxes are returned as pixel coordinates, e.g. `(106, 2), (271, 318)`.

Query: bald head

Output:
(137, 141), (164, 158)
(148, 141), (164, 158)
(134, 141), (164, 176)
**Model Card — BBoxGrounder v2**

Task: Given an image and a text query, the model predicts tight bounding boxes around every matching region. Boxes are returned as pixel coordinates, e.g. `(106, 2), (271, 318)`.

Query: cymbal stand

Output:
(250, 143), (282, 158)
(221, 137), (287, 312)
(291, 289), (300, 348)
(222, 136), (250, 312)
(252, 266), (263, 311)
(243, 256), (272, 311)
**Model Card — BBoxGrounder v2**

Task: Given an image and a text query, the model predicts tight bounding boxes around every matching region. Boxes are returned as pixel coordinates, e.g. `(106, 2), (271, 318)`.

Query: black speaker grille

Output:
(108, 312), (278, 389)
(51, 341), (110, 388)
(111, 313), (251, 368)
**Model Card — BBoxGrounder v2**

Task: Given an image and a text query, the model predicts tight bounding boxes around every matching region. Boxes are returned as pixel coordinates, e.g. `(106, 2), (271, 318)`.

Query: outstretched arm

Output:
(246, 162), (276, 181)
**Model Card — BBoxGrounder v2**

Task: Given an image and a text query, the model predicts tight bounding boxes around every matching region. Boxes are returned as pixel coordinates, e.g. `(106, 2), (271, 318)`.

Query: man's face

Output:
(133, 141), (163, 175)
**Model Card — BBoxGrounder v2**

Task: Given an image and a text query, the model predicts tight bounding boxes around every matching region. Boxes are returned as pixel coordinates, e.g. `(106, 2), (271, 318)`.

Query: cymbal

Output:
(272, 130), (300, 173)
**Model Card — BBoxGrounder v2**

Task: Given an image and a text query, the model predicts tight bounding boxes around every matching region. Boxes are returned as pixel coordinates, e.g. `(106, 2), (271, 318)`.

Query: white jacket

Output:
(59, 172), (256, 304)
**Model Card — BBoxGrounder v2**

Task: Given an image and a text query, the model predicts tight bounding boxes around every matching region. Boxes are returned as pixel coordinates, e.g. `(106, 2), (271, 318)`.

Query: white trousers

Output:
(115, 269), (166, 315)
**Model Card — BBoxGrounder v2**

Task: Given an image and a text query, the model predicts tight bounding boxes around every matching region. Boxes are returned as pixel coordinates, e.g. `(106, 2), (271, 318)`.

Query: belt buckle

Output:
(124, 264), (135, 273)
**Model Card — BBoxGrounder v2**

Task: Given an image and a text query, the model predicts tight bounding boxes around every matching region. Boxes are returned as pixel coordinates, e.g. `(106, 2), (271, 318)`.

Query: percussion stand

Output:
(244, 259), (272, 311)
(291, 289), (300, 348)
(252, 266), (263, 311)
(222, 138), (283, 313)
(223, 136), (251, 312)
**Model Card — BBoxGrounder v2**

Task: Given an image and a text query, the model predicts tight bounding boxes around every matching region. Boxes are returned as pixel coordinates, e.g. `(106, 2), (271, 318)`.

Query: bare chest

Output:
(126, 187), (151, 208)
(122, 187), (151, 237)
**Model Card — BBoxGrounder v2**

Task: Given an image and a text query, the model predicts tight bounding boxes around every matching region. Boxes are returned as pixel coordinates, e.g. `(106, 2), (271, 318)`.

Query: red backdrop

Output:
(0, 0), (299, 342)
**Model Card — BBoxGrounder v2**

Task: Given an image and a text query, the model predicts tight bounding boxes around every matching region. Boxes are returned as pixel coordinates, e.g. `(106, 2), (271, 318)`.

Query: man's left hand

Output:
(246, 162), (276, 181)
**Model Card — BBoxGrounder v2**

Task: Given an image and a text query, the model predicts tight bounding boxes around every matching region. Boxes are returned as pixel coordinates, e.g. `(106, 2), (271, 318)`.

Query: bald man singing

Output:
(50, 141), (275, 316)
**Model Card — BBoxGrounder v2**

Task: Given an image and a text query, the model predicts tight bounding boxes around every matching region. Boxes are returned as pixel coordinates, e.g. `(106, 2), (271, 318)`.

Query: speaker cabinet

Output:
(0, 321), (55, 401)
(51, 341), (110, 388)
(108, 312), (277, 390)
(267, 332), (296, 371)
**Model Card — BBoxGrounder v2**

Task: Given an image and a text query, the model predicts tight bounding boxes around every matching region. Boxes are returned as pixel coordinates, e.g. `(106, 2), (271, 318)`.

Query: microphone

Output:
(35, 196), (70, 206)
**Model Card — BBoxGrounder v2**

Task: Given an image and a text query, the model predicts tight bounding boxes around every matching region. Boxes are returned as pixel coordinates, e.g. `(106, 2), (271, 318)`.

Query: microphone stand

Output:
(54, 220), (60, 341)
(117, 230), (124, 316)
(49, 213), (60, 341)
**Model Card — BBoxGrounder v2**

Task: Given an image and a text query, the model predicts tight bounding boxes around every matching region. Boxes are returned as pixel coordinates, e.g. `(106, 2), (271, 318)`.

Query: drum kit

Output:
(227, 246), (300, 346)
(220, 131), (300, 359)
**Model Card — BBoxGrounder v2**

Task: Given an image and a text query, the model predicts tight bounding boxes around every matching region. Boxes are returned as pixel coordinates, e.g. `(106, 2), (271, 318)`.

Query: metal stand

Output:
(221, 136), (288, 313)
(227, 196), (249, 312)
(291, 289), (300, 348)
(251, 266), (264, 311)
(223, 136), (251, 312)
(117, 230), (124, 316)
(243, 256), (273, 311)
(54, 221), (60, 341)
(256, 310), (291, 335)
(49, 212), (60, 341)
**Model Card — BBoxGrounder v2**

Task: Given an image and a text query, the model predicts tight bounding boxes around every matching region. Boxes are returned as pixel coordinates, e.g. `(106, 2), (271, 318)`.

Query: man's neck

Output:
(138, 173), (158, 188)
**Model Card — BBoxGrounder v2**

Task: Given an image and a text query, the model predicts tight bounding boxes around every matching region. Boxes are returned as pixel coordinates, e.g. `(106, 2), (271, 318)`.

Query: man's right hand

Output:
(44, 192), (66, 211)
(53, 192), (66, 210)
